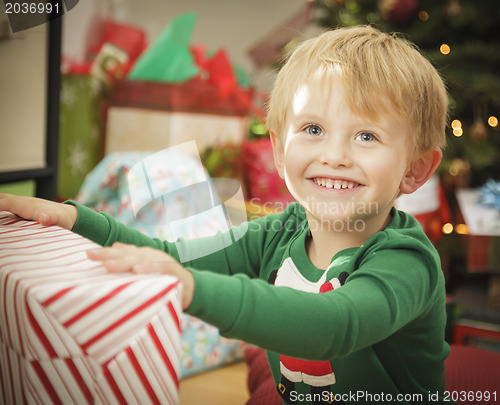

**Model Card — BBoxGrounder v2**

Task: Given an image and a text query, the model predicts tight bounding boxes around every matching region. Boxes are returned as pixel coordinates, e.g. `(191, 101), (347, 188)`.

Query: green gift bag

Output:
(58, 74), (105, 200)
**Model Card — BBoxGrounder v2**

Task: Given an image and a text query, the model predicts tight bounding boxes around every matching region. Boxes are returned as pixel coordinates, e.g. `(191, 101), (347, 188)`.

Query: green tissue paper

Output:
(128, 13), (199, 83)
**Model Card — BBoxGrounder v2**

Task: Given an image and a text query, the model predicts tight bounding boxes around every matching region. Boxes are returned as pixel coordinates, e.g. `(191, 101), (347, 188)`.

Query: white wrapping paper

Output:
(0, 212), (182, 404)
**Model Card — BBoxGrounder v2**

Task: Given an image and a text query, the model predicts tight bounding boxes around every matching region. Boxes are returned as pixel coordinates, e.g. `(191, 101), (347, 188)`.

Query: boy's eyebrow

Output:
(291, 111), (323, 121)
(291, 105), (331, 121)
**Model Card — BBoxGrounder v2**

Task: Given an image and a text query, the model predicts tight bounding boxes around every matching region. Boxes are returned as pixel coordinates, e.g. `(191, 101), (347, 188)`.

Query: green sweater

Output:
(70, 201), (450, 404)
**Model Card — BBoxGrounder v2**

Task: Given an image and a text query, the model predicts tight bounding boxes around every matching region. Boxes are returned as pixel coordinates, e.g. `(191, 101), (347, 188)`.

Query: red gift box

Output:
(242, 138), (294, 209)
(465, 235), (500, 273)
(0, 213), (182, 404)
(109, 79), (252, 116)
(453, 321), (500, 352)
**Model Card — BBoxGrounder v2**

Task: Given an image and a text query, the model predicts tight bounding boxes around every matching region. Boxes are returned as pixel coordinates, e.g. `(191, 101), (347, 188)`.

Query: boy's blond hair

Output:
(266, 25), (448, 156)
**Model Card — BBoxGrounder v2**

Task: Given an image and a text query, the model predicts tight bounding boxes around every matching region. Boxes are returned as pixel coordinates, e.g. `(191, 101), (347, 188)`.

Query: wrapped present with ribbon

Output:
(456, 185), (500, 273)
(0, 212), (182, 404)
(478, 178), (500, 212)
(62, 19), (148, 80)
(105, 13), (259, 158)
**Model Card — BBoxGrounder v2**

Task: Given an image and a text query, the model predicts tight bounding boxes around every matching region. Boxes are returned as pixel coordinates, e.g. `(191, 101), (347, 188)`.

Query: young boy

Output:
(0, 26), (451, 404)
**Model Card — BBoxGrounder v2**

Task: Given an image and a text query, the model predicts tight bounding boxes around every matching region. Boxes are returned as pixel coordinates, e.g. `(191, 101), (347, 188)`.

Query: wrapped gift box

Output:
(242, 138), (294, 208)
(453, 320), (500, 352)
(105, 80), (252, 155)
(0, 212), (182, 404)
(456, 189), (500, 273)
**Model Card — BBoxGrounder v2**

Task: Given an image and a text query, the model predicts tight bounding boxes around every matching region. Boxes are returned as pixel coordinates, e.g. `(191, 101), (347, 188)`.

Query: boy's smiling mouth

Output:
(311, 177), (361, 190)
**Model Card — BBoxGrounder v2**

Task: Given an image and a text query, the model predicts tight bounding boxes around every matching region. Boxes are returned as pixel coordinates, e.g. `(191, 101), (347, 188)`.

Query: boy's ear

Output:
(400, 148), (442, 194)
(270, 130), (285, 180)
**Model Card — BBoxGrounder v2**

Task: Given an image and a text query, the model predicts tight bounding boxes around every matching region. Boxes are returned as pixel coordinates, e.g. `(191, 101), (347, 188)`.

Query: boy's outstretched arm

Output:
(0, 193), (77, 230)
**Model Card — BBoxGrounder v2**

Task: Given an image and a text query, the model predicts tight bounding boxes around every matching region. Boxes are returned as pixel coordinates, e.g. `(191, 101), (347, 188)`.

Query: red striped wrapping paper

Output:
(0, 212), (182, 404)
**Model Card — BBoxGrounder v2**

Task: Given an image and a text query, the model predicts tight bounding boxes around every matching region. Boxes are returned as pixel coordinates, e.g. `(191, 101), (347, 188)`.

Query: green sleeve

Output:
(66, 200), (273, 278)
(67, 201), (169, 250)
(187, 240), (445, 361)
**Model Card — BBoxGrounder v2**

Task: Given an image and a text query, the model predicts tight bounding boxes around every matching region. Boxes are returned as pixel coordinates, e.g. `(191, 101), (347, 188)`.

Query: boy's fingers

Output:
(132, 261), (175, 274)
(105, 257), (174, 273)
(102, 258), (136, 273)
(0, 193), (14, 211)
(87, 247), (126, 261)
(87, 246), (164, 272)
(38, 212), (60, 226)
(93, 254), (144, 273)
(87, 245), (177, 274)
(38, 213), (52, 225)
(111, 242), (131, 248)
(0, 194), (77, 230)
(132, 263), (154, 274)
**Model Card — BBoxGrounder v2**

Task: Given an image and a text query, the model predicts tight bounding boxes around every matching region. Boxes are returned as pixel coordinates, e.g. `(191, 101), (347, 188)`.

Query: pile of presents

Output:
(59, 13), (293, 211)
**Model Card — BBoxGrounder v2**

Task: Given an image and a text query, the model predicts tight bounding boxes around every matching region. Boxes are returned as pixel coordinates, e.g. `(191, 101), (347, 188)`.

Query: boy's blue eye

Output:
(356, 132), (376, 142)
(305, 125), (323, 136)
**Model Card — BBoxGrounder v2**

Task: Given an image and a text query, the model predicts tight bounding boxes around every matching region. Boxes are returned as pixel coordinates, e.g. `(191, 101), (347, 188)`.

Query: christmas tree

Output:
(314, 0), (500, 187)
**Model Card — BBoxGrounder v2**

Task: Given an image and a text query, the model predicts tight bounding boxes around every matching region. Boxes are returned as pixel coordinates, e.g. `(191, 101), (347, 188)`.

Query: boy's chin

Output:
(301, 199), (379, 217)
(305, 212), (370, 234)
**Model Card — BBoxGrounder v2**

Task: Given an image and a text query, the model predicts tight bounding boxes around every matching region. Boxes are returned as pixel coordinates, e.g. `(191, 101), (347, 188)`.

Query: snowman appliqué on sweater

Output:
(268, 257), (349, 404)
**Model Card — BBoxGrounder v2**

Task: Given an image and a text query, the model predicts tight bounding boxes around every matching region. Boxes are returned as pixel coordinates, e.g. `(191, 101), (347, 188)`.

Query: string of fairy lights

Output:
(450, 117), (499, 138)
(419, 3), (496, 236)
(438, 38), (499, 139)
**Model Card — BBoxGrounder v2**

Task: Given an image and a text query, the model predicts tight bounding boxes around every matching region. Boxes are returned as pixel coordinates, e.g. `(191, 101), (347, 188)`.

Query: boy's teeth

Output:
(313, 178), (358, 189)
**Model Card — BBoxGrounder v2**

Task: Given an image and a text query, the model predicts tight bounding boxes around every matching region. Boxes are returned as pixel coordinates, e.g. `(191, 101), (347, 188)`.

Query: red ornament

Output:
(378, 0), (419, 26)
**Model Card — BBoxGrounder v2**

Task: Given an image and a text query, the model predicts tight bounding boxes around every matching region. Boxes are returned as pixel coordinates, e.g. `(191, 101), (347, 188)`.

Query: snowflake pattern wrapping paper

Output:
(0, 212), (182, 404)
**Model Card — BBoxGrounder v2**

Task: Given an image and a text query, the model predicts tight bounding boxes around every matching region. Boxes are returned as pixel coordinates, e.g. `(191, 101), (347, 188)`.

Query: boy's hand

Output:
(87, 242), (195, 310)
(0, 193), (77, 230)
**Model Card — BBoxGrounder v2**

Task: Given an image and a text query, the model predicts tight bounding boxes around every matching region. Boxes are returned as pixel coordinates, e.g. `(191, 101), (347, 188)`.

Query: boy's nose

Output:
(319, 139), (353, 168)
